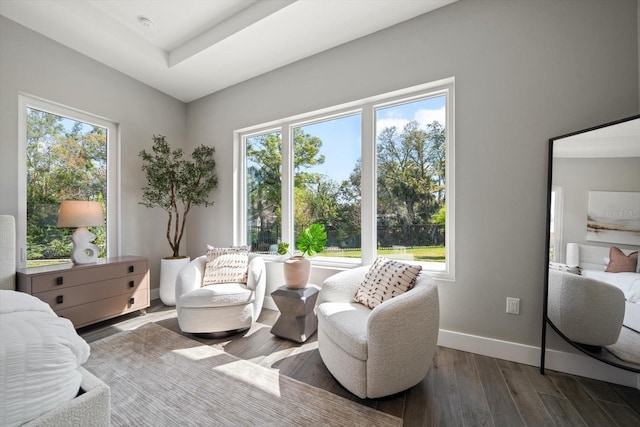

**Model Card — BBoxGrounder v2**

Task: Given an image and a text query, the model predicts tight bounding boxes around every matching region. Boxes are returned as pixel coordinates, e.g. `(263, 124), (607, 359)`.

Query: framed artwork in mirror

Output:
(587, 191), (640, 245)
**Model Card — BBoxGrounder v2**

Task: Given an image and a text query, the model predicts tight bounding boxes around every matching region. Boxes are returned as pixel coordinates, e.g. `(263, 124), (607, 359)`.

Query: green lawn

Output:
(323, 246), (445, 262)
(26, 259), (71, 268)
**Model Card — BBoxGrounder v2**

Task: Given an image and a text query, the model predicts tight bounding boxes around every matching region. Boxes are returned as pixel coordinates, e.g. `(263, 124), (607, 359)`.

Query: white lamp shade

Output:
(566, 243), (580, 266)
(58, 201), (104, 227)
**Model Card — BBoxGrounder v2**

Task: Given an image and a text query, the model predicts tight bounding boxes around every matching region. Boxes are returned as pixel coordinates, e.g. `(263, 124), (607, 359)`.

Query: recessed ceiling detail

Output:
(0, 0), (458, 102)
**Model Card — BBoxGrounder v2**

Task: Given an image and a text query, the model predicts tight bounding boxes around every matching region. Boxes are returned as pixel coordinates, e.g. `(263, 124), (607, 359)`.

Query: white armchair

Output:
(548, 269), (625, 346)
(316, 266), (439, 399)
(175, 254), (266, 335)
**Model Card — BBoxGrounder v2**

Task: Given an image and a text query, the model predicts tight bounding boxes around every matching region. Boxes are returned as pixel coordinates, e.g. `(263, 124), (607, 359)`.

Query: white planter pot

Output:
(159, 257), (190, 306)
(283, 256), (311, 289)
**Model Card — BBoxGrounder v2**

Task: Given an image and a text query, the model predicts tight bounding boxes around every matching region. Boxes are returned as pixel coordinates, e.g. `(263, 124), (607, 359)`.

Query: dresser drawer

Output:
(17, 256), (150, 328)
(56, 288), (149, 328)
(36, 273), (148, 310)
(30, 260), (147, 293)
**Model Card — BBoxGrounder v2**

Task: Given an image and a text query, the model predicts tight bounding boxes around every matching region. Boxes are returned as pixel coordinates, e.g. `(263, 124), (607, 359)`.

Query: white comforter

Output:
(581, 270), (640, 303)
(0, 290), (90, 427)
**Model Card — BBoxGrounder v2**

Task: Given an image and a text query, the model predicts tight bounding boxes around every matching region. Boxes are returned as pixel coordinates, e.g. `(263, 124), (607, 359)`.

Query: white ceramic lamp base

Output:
(71, 226), (100, 264)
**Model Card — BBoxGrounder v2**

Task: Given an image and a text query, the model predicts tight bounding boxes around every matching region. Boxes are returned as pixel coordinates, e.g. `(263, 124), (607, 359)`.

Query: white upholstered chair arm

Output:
(175, 255), (206, 305)
(317, 266), (369, 305)
(247, 255), (266, 316)
(548, 269), (625, 346)
(366, 274), (439, 396)
(246, 256), (265, 291)
(367, 275), (439, 358)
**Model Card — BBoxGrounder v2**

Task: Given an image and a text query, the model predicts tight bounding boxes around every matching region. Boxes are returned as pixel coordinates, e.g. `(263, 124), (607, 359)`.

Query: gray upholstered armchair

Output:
(547, 269), (625, 347)
(175, 254), (266, 335)
(316, 266), (439, 399)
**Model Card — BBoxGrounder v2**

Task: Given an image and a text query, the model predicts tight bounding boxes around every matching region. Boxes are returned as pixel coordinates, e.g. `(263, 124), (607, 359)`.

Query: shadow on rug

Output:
(84, 322), (401, 426)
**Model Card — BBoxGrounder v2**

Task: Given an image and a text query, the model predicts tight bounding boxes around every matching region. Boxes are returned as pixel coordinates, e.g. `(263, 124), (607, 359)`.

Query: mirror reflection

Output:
(546, 115), (640, 372)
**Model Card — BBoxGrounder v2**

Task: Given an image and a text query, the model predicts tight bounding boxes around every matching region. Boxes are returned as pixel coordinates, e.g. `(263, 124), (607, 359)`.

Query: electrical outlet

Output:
(506, 297), (520, 315)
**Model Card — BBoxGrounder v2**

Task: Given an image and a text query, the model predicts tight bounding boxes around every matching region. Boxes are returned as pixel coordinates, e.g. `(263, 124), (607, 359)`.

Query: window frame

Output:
(549, 185), (563, 263)
(234, 78), (455, 280)
(17, 94), (120, 268)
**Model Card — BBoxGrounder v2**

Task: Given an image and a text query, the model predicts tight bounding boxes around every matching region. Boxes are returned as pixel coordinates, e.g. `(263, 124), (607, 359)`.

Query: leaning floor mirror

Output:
(541, 114), (640, 374)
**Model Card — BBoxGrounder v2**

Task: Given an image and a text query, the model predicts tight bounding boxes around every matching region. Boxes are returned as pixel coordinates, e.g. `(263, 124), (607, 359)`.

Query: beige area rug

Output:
(606, 326), (640, 365)
(84, 322), (401, 427)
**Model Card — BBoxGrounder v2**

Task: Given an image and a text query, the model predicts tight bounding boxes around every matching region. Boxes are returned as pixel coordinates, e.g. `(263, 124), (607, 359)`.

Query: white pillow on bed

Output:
(0, 290), (90, 427)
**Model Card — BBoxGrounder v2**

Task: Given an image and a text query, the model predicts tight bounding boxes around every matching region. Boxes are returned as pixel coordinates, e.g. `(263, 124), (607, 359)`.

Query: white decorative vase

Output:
(283, 256), (311, 289)
(159, 257), (190, 306)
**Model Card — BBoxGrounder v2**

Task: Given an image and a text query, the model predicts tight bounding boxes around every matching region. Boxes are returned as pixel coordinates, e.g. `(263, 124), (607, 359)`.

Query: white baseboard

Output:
(438, 329), (640, 389)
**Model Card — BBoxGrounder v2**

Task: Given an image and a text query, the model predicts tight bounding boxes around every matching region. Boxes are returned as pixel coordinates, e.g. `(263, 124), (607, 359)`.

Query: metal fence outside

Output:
(248, 223), (444, 252)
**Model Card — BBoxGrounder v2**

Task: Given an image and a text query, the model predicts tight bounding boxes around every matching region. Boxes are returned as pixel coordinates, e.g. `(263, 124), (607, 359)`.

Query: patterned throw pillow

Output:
(353, 257), (422, 309)
(202, 245), (250, 285)
(605, 246), (638, 273)
(549, 262), (581, 275)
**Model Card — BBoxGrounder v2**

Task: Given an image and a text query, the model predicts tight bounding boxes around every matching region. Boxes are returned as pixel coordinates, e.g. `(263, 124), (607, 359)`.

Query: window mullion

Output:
(361, 104), (376, 265)
(106, 121), (120, 258)
(281, 124), (294, 249)
(233, 132), (246, 246)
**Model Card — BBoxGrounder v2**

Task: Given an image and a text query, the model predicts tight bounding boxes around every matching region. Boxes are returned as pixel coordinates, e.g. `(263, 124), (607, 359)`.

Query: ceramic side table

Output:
(270, 284), (320, 343)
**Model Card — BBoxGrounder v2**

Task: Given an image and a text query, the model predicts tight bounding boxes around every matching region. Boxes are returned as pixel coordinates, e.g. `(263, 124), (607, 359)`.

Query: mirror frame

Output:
(541, 114), (640, 375)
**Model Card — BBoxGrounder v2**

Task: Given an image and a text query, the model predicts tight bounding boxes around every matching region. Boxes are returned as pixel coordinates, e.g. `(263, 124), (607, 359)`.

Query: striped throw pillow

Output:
(354, 257), (422, 309)
(202, 245), (250, 285)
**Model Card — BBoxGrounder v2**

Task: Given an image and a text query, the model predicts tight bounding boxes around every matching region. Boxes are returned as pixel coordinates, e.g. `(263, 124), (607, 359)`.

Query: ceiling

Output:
(0, 0), (457, 103)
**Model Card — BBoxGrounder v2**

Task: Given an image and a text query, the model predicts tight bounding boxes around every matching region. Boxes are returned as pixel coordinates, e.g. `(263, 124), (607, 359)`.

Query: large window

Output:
(18, 95), (119, 268)
(246, 130), (283, 252)
(292, 114), (362, 258)
(235, 80), (454, 278)
(375, 96), (446, 270)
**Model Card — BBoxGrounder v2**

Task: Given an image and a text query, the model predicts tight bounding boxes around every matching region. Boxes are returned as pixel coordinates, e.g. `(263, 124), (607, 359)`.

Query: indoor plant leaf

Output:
(296, 223), (327, 257)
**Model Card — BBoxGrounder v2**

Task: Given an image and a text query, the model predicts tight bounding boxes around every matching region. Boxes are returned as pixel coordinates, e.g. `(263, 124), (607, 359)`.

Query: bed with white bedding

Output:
(0, 214), (109, 426)
(567, 243), (640, 332)
(0, 290), (97, 426)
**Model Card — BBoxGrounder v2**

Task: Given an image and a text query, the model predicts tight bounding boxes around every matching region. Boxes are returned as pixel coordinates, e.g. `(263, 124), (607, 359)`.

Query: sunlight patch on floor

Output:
(214, 359), (282, 397)
(171, 344), (223, 361)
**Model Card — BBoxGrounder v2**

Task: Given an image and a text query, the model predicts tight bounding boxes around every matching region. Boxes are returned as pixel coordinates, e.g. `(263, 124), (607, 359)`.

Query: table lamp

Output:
(58, 200), (104, 264)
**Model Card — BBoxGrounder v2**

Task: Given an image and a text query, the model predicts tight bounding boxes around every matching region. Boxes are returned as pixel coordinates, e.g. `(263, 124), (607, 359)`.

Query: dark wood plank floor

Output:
(79, 300), (640, 427)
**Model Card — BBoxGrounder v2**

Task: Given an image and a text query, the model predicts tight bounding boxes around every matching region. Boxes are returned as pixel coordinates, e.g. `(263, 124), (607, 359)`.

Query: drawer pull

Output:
(56, 277), (64, 285)
(129, 266), (135, 273)
(56, 295), (64, 304)
(129, 297), (135, 305)
(129, 280), (135, 288)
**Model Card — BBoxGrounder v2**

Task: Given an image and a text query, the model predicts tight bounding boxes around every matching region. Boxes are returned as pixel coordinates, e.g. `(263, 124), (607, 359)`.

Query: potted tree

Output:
(139, 135), (218, 305)
(278, 223), (327, 289)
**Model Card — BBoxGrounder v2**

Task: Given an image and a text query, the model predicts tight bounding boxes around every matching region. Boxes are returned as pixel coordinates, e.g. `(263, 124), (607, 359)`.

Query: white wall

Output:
(186, 0), (639, 380)
(554, 156), (640, 257)
(0, 16), (187, 288)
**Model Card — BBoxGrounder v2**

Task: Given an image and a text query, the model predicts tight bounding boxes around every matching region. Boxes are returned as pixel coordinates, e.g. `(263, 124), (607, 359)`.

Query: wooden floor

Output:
(79, 300), (640, 427)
